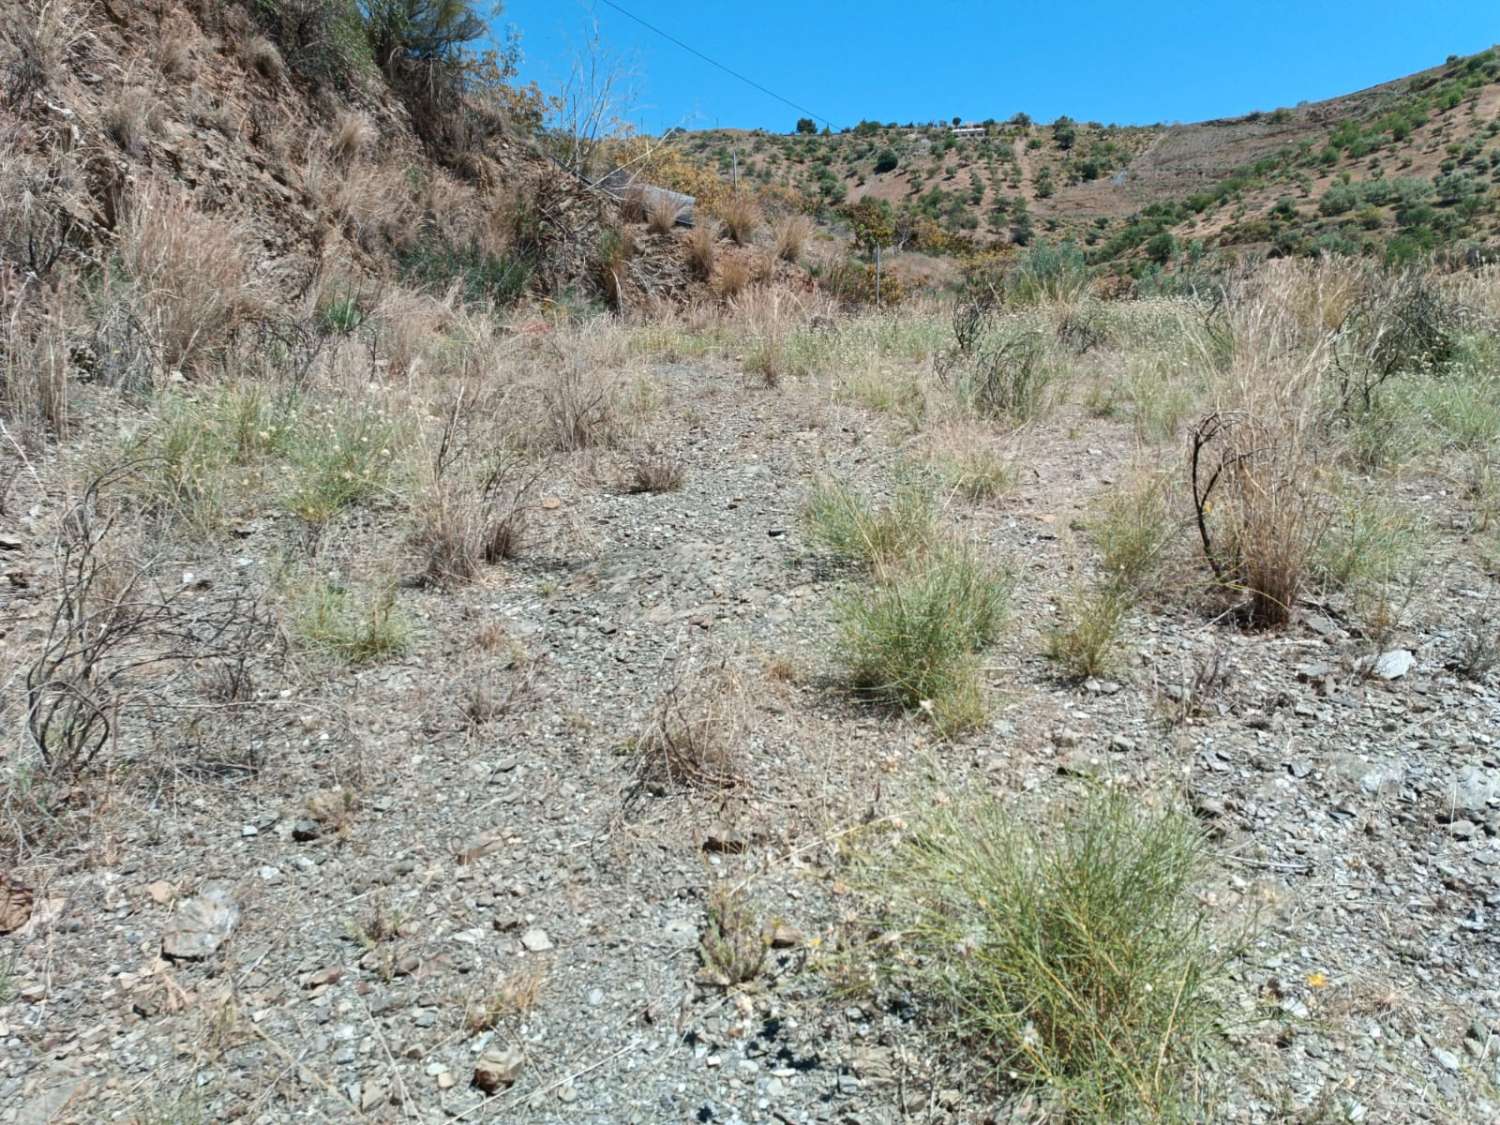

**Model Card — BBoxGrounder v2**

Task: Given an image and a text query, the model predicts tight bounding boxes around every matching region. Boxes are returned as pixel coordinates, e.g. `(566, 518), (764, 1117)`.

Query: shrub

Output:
(855, 787), (1232, 1118)
(943, 324), (1056, 422)
(873, 148), (898, 174)
(1045, 582), (1134, 681)
(802, 478), (937, 570)
(837, 542), (1012, 728)
(398, 235), (532, 307)
(632, 662), (743, 794)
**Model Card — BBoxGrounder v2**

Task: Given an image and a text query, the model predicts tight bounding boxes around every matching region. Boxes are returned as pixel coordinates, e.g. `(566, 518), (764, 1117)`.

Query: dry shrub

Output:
(620, 184), (648, 223)
(714, 256), (751, 301)
(646, 194), (683, 236)
(242, 35), (283, 81)
(1191, 402), (1330, 628)
(330, 111), (375, 164)
(1, 0), (85, 103)
(318, 157), (418, 251)
(632, 661), (745, 795)
(102, 88), (160, 154)
(1, 289), (71, 444)
(684, 220), (718, 281)
(717, 194), (761, 246)
(117, 181), (258, 373)
(624, 444), (685, 493)
(414, 389), (545, 585)
(157, 33), (193, 81)
(773, 215), (812, 263)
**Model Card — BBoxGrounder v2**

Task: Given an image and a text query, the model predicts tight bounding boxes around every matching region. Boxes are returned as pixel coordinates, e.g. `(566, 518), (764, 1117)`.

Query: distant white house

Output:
(949, 124), (986, 138)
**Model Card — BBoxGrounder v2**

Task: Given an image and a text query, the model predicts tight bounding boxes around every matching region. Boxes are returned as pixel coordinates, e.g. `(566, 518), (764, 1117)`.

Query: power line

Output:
(595, 0), (833, 129)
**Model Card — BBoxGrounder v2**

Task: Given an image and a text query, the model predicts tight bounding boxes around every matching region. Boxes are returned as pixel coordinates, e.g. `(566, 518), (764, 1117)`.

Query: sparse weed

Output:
(1091, 471), (1179, 592)
(936, 448), (1016, 502)
(1045, 582), (1134, 682)
(465, 966), (546, 1031)
(283, 402), (404, 523)
(699, 885), (767, 987)
(288, 577), (408, 664)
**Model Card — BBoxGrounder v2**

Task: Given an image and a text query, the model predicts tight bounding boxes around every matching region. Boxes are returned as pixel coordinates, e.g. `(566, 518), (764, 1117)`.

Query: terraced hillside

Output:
(678, 47), (1500, 267)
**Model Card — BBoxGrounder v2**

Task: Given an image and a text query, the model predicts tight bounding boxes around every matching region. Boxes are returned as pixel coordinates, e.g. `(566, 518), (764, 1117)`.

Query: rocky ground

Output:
(3, 331), (1500, 1125)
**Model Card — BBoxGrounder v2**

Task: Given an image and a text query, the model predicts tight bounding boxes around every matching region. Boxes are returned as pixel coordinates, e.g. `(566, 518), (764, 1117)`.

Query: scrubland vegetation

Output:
(3, 1), (1500, 1120)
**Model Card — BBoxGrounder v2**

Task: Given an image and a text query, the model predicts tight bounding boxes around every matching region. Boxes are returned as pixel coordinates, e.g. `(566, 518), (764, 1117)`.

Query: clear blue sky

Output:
(497, 1), (1496, 134)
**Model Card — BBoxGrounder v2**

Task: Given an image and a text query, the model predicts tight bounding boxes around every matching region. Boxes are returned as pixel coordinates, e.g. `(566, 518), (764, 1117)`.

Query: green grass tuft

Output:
(856, 786), (1235, 1119)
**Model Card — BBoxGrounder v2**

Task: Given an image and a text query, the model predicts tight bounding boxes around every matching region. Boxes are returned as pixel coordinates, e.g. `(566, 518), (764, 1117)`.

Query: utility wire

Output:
(595, 0), (834, 129)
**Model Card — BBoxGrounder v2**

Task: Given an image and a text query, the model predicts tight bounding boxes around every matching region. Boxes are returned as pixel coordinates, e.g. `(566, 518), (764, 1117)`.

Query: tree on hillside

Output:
(796, 117), (816, 134)
(360, 0), (487, 67)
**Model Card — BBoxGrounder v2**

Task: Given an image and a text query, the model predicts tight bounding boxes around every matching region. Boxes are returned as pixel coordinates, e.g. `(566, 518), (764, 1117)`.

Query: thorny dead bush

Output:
(413, 387), (547, 584)
(24, 470), (271, 775)
(540, 361), (619, 452)
(630, 661), (745, 796)
(1190, 411), (1330, 628)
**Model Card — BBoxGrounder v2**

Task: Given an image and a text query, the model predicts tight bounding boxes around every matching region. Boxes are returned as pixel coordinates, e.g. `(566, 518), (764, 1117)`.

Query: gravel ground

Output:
(4, 351), (1500, 1124)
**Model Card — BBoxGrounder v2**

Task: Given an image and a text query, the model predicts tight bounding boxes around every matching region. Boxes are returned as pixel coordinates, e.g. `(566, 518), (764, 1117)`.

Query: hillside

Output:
(678, 47), (1500, 268)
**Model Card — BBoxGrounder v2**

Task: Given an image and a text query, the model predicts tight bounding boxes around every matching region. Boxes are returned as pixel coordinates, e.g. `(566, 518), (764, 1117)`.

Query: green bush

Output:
(802, 478), (937, 569)
(252, 0), (373, 88)
(855, 787), (1233, 1118)
(398, 236), (532, 307)
(873, 148), (899, 174)
(837, 543), (1012, 729)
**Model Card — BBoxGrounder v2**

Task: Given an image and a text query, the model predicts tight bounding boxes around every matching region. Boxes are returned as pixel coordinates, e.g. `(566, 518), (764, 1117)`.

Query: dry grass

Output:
(102, 88), (160, 155)
(330, 111), (376, 164)
(713, 256), (751, 301)
(684, 220), (718, 281)
(1, 290), (71, 444)
(241, 35), (283, 81)
(157, 34), (193, 81)
(624, 444), (686, 493)
(718, 194), (761, 246)
(646, 194), (683, 235)
(116, 181), (258, 373)
(772, 215), (812, 263)
(631, 662), (744, 794)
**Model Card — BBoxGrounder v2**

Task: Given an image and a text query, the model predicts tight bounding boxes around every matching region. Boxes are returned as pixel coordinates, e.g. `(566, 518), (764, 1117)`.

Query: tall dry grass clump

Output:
(684, 220), (718, 281)
(1191, 272), (1336, 627)
(717, 194), (761, 246)
(330, 111), (376, 164)
(772, 215), (812, 263)
(646, 194), (683, 236)
(116, 181), (258, 373)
